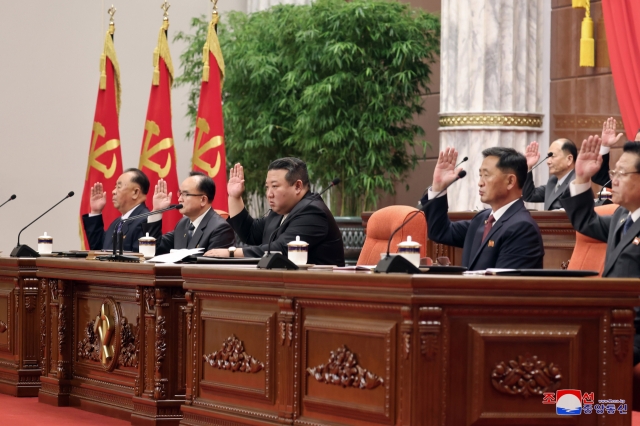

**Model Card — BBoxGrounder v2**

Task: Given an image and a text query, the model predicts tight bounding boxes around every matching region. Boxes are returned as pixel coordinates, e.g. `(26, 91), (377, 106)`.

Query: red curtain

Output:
(602, 0), (640, 139)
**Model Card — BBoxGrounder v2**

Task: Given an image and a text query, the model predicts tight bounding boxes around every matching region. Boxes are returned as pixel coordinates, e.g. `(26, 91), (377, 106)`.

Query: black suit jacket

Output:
(422, 196), (544, 270)
(561, 188), (640, 364)
(522, 170), (575, 210)
(141, 208), (235, 255)
(82, 203), (149, 252)
(228, 192), (345, 266)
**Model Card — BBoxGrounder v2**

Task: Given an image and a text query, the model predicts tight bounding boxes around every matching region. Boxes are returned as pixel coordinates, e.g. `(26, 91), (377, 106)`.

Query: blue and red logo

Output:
(555, 390), (582, 415)
(542, 390), (626, 416)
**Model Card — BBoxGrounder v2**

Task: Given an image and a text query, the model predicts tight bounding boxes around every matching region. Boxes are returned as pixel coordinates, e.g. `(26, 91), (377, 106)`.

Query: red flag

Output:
(139, 20), (181, 234)
(79, 26), (124, 249)
(191, 12), (228, 211)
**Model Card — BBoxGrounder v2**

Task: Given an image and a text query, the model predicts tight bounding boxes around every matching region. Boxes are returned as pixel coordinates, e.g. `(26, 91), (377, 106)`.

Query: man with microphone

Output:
(82, 168), (150, 252)
(522, 118), (622, 210)
(143, 172), (235, 254)
(204, 157), (345, 266)
(422, 147), (544, 270)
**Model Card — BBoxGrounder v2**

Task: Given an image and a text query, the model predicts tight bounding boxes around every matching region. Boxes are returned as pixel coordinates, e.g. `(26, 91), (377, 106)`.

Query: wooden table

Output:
(180, 265), (637, 426)
(0, 258), (41, 396)
(36, 258), (186, 425)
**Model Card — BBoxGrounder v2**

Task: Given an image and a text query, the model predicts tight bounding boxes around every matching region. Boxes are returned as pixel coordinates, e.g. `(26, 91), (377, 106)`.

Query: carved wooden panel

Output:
(0, 280), (12, 352)
(301, 315), (396, 425)
(199, 306), (276, 404)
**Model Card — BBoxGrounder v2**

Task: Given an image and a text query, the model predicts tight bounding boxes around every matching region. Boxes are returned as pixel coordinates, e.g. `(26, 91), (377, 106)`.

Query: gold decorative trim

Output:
(439, 114), (543, 128)
(554, 114), (623, 130)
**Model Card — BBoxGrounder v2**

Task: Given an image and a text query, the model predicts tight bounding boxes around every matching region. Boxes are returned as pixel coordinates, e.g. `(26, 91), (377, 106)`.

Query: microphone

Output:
(11, 191), (74, 258)
(376, 171), (467, 274)
(0, 194), (16, 209)
(257, 178), (341, 270)
(530, 152), (553, 171)
(595, 179), (613, 206)
(104, 203), (184, 262)
(455, 156), (468, 168)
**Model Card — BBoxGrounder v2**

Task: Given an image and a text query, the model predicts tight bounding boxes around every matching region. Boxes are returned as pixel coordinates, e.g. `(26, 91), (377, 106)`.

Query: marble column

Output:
(440, 0), (547, 211)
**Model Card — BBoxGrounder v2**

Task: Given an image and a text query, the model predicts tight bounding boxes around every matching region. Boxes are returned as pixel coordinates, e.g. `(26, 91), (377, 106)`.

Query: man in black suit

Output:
(522, 118), (623, 210)
(421, 147), (544, 270)
(143, 172), (235, 255)
(82, 168), (150, 252)
(561, 136), (640, 365)
(204, 157), (345, 266)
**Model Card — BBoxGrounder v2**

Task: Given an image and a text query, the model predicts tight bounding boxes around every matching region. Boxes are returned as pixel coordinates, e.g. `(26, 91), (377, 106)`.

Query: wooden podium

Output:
(0, 258), (42, 396)
(36, 258), (186, 425)
(180, 266), (636, 426)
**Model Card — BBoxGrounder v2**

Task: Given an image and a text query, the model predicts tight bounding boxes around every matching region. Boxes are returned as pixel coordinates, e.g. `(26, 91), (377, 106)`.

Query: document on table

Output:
(146, 248), (204, 263)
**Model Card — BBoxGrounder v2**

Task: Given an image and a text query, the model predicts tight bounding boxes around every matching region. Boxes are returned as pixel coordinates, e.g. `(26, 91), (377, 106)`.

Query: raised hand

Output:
(228, 163), (245, 199)
(574, 135), (603, 184)
(152, 178), (172, 211)
(432, 147), (463, 192)
(525, 141), (540, 171)
(89, 182), (107, 214)
(601, 117), (625, 148)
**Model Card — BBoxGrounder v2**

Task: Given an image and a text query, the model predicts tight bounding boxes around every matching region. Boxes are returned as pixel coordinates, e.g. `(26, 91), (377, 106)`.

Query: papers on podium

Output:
(146, 248), (204, 263)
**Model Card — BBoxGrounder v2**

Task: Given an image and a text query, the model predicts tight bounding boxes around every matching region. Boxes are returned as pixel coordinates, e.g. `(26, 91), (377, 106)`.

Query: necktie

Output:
(622, 215), (634, 237)
(186, 223), (195, 246)
(482, 214), (495, 242)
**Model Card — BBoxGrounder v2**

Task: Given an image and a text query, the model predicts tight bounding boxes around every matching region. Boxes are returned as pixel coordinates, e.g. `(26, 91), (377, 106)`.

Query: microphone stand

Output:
(595, 179), (613, 206)
(375, 171), (467, 274)
(257, 179), (340, 270)
(530, 152), (553, 171)
(0, 195), (16, 209)
(98, 204), (183, 262)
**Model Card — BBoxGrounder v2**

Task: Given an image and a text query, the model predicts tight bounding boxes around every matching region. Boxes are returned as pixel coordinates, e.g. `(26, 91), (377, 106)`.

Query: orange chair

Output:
(214, 209), (229, 220)
(567, 203), (619, 276)
(357, 206), (427, 265)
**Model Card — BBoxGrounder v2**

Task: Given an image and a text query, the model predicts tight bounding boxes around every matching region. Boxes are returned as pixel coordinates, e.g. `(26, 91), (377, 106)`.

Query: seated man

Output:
(421, 147), (544, 270)
(523, 118), (622, 210)
(82, 168), (150, 252)
(560, 136), (640, 365)
(204, 157), (345, 266)
(143, 172), (235, 255)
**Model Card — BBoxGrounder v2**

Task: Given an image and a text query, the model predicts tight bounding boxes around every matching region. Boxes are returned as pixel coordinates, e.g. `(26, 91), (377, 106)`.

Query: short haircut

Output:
(623, 141), (640, 172)
(124, 168), (150, 195)
(267, 157), (310, 188)
(558, 139), (577, 162)
(189, 171), (215, 204)
(481, 147), (528, 189)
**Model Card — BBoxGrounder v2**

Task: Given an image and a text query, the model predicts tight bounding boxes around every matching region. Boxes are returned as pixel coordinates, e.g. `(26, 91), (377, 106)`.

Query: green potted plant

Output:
(175, 0), (440, 218)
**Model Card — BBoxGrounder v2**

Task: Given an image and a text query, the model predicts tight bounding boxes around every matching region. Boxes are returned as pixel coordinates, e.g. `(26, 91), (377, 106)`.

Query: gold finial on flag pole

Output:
(211, 0), (219, 15)
(161, 1), (171, 21)
(108, 4), (116, 34)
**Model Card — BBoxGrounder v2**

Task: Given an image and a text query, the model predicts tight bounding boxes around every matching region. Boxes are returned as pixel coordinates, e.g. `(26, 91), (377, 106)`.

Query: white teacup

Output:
(139, 233), (156, 258)
(397, 236), (421, 267)
(38, 232), (53, 254)
(287, 236), (309, 265)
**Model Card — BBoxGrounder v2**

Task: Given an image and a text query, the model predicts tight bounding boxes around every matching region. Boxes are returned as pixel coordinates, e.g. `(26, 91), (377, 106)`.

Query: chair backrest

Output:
(214, 209), (229, 220)
(357, 206), (427, 265)
(567, 203), (619, 276)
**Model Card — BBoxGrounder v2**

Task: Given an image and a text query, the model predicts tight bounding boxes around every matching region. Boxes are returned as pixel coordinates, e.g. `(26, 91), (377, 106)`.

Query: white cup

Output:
(287, 236), (309, 265)
(138, 233), (156, 258)
(397, 236), (421, 268)
(38, 232), (53, 254)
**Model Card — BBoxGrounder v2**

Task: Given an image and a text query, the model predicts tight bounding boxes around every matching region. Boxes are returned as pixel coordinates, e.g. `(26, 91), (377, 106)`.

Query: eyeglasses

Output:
(177, 191), (205, 198)
(608, 170), (640, 180)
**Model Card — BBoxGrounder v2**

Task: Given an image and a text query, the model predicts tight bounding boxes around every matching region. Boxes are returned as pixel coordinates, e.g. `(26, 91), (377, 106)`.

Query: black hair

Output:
(267, 157), (310, 188)
(189, 171), (215, 204)
(623, 141), (640, 172)
(558, 139), (577, 162)
(124, 168), (150, 195)
(481, 147), (527, 189)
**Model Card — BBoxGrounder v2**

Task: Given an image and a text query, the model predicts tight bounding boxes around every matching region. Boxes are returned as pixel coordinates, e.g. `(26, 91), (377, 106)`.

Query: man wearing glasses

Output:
(144, 171), (235, 255)
(561, 136), (640, 366)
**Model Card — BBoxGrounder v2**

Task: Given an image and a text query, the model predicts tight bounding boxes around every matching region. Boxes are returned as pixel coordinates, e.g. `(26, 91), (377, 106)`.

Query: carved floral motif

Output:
(491, 354), (562, 398)
(203, 335), (264, 373)
(155, 316), (166, 373)
(25, 295), (36, 312)
(77, 320), (101, 362)
(307, 345), (384, 390)
(118, 316), (139, 368)
(58, 303), (67, 355)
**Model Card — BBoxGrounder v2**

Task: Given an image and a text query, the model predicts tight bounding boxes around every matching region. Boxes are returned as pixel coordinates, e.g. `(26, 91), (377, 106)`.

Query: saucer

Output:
(295, 264), (315, 270)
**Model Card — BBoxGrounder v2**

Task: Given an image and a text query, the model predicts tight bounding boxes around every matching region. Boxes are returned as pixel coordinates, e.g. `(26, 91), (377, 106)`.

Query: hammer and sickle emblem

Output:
(139, 120), (173, 178)
(191, 118), (223, 178)
(86, 122), (120, 180)
(93, 303), (115, 364)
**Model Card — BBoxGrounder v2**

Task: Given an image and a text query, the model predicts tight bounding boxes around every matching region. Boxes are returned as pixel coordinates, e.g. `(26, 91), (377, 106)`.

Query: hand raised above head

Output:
(432, 147), (463, 192)
(152, 178), (172, 211)
(228, 163), (245, 199)
(601, 117), (625, 148)
(574, 135), (602, 184)
(525, 141), (540, 171)
(89, 182), (107, 214)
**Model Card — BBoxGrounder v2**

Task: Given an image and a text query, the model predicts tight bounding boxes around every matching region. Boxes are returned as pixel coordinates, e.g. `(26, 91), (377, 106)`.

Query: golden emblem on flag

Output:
(140, 120), (173, 178)
(192, 118), (223, 178)
(86, 122), (120, 180)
